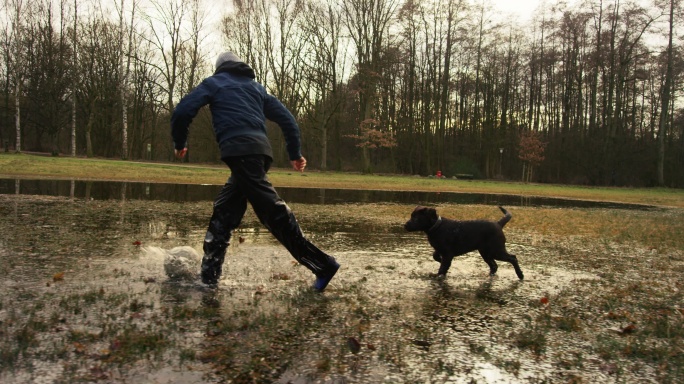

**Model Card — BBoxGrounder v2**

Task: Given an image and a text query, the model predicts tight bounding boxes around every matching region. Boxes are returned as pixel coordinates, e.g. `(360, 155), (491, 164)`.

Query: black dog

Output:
(404, 206), (524, 280)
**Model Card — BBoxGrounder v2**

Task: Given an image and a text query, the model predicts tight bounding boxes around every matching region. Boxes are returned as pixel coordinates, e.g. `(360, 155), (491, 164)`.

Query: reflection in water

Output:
(0, 177), (656, 209)
(120, 181), (127, 224)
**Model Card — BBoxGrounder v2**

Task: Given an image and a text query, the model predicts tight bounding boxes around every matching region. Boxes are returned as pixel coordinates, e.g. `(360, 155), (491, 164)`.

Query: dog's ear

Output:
(425, 207), (438, 219)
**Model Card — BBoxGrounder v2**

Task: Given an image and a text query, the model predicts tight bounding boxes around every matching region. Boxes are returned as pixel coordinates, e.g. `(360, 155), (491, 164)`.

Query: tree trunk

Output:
(86, 98), (96, 158)
(15, 81), (20, 153)
(85, 129), (93, 158)
(71, 0), (77, 157)
(119, 0), (127, 160)
(657, 0), (674, 186)
(320, 121), (328, 171)
(589, 0), (603, 134)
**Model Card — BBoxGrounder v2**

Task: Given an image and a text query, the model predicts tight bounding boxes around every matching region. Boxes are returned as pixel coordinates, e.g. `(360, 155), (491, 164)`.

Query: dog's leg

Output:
(432, 250), (442, 262)
(493, 251), (524, 280)
(437, 255), (453, 276)
(507, 253), (524, 280)
(479, 251), (499, 276)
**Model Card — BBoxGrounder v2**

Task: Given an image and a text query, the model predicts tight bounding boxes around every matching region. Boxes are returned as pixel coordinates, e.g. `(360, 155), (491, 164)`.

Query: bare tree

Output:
(656, 0), (678, 186)
(181, 0), (208, 94)
(77, 3), (121, 158)
(436, 0), (465, 169)
(300, 0), (349, 170)
(70, 0), (77, 156)
(220, 0), (270, 81)
(341, 0), (399, 172)
(141, 0), (190, 114)
(22, 0), (73, 154)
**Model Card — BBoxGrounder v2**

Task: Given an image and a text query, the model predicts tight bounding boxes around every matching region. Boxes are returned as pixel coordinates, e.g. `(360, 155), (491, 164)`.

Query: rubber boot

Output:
(200, 218), (231, 285)
(264, 201), (339, 289)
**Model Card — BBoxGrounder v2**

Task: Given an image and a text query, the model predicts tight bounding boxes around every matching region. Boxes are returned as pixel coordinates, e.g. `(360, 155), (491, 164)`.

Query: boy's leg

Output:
(224, 155), (339, 284)
(201, 175), (247, 285)
(263, 200), (340, 282)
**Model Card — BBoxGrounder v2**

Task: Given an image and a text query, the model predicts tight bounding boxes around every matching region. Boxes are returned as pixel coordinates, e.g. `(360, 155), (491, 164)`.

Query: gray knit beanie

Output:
(215, 51), (243, 70)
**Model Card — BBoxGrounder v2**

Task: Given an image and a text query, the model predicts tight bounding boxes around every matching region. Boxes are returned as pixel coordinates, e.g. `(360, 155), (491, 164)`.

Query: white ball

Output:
(162, 246), (201, 281)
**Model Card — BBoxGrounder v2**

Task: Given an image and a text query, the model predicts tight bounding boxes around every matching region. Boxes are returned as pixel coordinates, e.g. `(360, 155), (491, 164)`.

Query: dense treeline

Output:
(1, 0), (682, 187)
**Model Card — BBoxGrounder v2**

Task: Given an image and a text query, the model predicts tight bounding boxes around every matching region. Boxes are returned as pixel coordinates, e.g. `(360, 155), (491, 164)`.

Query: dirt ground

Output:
(0, 194), (683, 383)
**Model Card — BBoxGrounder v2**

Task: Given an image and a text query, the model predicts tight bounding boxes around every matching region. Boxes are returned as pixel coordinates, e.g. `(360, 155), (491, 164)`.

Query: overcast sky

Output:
(493, 0), (541, 19)
(491, 0), (579, 21)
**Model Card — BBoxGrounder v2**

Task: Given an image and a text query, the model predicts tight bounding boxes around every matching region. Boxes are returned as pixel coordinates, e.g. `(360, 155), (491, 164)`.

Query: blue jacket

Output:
(171, 61), (302, 161)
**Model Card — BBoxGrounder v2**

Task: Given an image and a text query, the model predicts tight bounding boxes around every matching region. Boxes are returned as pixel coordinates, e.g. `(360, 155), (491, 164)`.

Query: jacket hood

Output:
(215, 61), (256, 79)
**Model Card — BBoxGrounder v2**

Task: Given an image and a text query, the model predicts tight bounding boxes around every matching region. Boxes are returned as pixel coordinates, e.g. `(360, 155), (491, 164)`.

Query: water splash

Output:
(144, 246), (201, 282)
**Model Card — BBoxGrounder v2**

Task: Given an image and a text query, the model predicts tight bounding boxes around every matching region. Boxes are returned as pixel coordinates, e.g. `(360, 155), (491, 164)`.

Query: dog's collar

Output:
(427, 216), (442, 233)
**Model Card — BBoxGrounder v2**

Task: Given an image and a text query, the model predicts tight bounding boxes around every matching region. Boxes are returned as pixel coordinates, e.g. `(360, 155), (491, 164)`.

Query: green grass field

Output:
(1, 152), (682, 208)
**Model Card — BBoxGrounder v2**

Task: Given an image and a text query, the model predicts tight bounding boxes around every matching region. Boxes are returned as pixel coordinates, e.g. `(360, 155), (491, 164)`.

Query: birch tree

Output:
(6, 0), (28, 152)
(117, 0), (138, 159)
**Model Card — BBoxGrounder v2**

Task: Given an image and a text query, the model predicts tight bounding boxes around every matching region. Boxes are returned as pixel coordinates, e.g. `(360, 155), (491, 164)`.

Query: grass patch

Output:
(108, 329), (169, 363)
(514, 324), (548, 356)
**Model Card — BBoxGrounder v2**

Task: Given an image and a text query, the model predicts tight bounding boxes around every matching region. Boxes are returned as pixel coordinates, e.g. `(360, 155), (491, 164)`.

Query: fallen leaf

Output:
(347, 337), (361, 354)
(621, 324), (637, 334)
(540, 297), (549, 305)
(271, 273), (290, 281)
(411, 339), (431, 350)
(600, 363), (618, 374)
(132, 241), (141, 246)
(53, 272), (65, 281)
(73, 342), (86, 354)
(89, 366), (109, 380)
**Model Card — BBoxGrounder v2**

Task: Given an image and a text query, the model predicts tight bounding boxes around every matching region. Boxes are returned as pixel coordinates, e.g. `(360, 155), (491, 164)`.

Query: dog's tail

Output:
(497, 206), (512, 228)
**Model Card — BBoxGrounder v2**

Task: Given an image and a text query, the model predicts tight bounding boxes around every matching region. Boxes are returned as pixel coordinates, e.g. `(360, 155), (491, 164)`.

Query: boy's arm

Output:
(263, 94), (302, 161)
(171, 80), (213, 151)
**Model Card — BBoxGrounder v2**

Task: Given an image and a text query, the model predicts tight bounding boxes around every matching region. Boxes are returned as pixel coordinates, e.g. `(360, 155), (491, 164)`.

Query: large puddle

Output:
(0, 179), (682, 383)
(0, 178), (657, 209)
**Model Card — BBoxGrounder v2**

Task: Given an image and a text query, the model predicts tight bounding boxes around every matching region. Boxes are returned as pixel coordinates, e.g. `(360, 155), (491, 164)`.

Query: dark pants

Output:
(201, 155), (338, 284)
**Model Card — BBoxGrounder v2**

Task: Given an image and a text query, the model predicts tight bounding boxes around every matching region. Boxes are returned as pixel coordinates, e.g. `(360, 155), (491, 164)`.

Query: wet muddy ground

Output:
(1, 193), (683, 383)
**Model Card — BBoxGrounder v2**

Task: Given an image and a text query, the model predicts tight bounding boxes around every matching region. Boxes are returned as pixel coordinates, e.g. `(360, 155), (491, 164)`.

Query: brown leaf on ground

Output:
(347, 337), (361, 354)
